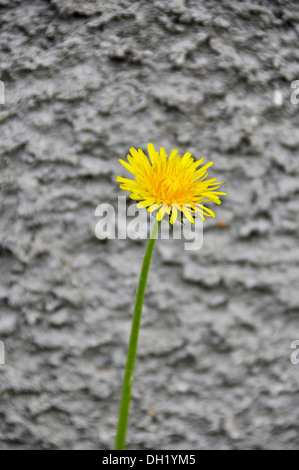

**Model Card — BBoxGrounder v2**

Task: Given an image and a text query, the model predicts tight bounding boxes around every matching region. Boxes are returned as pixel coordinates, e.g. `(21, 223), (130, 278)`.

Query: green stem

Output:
(115, 219), (161, 450)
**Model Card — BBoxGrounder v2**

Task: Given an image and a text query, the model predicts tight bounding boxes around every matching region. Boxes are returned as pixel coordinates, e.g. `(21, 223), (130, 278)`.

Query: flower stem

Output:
(115, 219), (161, 450)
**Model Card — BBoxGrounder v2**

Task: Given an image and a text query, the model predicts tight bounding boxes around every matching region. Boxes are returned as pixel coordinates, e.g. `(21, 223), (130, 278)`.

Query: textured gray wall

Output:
(1, 0), (299, 450)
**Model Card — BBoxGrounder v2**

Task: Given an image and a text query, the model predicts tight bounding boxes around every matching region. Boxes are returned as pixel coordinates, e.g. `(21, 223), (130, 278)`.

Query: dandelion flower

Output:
(117, 143), (226, 224)
(115, 144), (228, 450)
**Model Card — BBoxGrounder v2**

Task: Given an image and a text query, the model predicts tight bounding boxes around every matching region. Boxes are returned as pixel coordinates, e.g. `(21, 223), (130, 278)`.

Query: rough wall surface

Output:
(0, 0), (299, 450)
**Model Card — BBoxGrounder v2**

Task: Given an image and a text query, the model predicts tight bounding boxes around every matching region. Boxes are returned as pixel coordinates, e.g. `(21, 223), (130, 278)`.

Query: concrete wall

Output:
(0, 0), (299, 449)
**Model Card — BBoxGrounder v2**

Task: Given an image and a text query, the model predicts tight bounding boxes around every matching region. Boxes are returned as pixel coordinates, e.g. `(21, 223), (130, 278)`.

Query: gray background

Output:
(0, 0), (299, 450)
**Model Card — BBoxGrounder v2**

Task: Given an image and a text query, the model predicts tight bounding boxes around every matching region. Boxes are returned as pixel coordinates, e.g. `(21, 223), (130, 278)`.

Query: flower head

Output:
(117, 143), (226, 224)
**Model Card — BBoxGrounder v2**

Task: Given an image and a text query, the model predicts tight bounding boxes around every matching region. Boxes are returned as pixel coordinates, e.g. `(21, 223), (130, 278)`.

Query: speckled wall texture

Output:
(0, 0), (299, 450)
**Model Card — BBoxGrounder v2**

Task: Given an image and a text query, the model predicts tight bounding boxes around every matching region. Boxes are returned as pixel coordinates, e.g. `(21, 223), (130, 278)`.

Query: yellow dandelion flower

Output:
(116, 143), (226, 224)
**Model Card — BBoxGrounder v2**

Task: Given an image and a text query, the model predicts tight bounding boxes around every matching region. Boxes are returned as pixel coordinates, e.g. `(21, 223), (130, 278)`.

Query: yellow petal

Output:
(170, 206), (178, 224)
(147, 203), (161, 213)
(156, 204), (168, 221)
(182, 207), (195, 223)
(147, 143), (158, 165)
